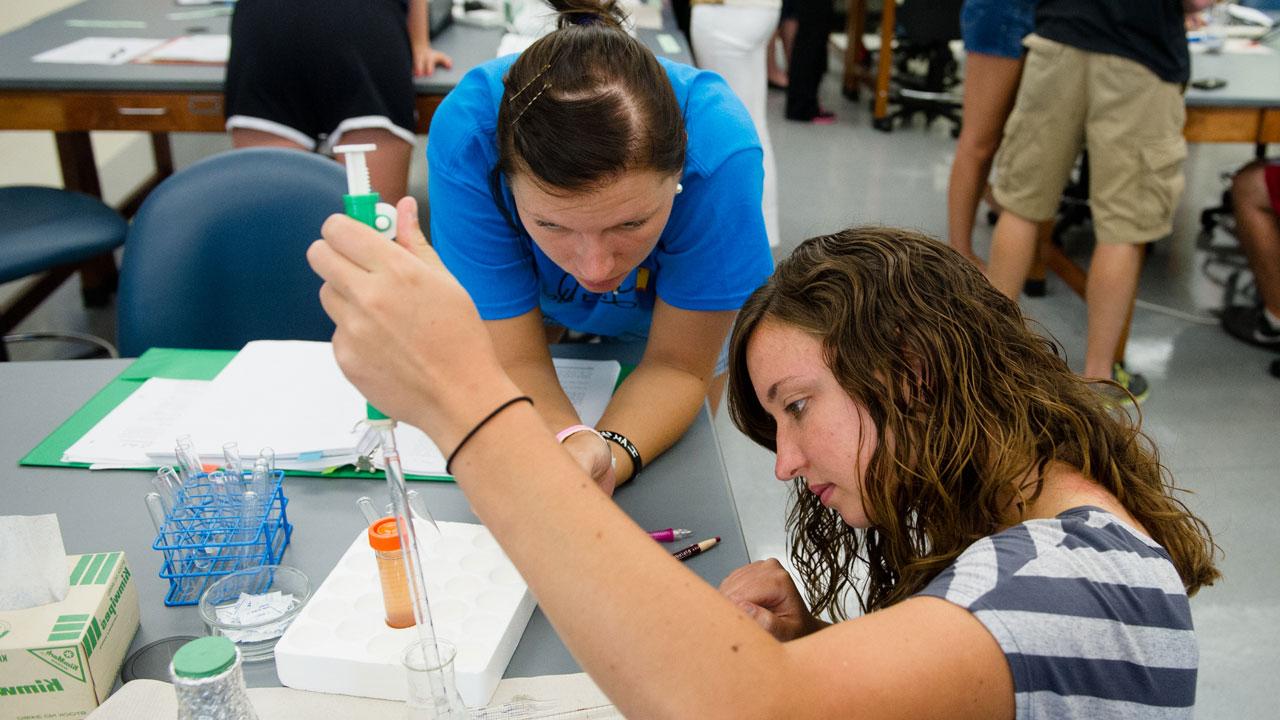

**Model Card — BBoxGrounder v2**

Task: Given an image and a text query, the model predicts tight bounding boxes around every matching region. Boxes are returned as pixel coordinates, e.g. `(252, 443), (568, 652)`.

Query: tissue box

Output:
(0, 552), (139, 720)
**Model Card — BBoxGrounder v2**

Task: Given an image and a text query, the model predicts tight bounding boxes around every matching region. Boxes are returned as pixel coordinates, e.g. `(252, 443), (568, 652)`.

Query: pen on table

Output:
(648, 527), (693, 542)
(672, 536), (719, 562)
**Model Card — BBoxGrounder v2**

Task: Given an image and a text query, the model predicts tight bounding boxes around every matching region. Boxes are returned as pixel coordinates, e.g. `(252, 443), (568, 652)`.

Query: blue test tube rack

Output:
(151, 469), (293, 606)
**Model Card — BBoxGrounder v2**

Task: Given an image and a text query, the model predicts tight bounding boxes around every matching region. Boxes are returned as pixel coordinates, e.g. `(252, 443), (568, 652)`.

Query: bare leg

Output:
(767, 29), (789, 88)
(334, 128), (415, 202)
(987, 210), (1040, 300)
(1083, 242), (1144, 379)
(947, 52), (1024, 267)
(1233, 162), (1280, 317)
(231, 128), (308, 151)
(780, 17), (797, 64)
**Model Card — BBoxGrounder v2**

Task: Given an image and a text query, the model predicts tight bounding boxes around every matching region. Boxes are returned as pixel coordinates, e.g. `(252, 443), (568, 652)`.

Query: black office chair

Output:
(873, 0), (964, 135)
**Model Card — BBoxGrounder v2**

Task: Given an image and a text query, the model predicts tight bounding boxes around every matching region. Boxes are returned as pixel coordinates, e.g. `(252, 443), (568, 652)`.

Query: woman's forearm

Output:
(596, 358), (708, 484)
(446, 401), (797, 720)
(408, 0), (429, 46)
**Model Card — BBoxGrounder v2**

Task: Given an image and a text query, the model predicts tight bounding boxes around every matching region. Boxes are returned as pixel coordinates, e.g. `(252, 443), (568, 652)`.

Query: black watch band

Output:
(599, 430), (642, 477)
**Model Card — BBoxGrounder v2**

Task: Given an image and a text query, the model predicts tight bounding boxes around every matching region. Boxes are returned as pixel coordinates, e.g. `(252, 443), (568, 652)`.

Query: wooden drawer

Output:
(1184, 106), (1262, 143)
(0, 90), (225, 132)
(1262, 109), (1280, 144)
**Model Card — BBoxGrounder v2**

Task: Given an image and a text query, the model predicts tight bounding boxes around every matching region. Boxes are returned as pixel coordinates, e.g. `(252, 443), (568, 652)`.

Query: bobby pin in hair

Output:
(508, 62), (553, 106)
(512, 80), (552, 124)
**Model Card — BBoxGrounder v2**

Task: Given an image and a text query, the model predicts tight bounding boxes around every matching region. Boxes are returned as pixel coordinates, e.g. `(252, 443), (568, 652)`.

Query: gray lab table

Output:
(0, 345), (749, 686)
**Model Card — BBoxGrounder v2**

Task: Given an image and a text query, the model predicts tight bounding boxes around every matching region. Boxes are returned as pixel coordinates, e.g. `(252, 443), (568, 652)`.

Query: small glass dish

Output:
(198, 564), (311, 662)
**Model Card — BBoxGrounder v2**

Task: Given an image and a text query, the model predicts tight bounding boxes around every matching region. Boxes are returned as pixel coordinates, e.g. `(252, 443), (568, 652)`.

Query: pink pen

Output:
(648, 528), (693, 543)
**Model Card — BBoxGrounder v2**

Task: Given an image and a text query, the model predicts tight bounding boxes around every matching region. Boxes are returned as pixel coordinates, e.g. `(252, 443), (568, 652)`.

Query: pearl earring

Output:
(675, 182), (683, 195)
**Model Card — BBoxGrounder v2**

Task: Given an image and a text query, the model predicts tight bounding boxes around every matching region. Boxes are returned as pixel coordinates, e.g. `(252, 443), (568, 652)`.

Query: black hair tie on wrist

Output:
(599, 430), (642, 478)
(445, 396), (534, 475)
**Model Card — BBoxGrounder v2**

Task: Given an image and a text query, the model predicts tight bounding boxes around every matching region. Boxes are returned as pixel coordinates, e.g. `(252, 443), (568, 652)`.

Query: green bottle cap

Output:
(367, 403), (389, 421)
(172, 636), (237, 679)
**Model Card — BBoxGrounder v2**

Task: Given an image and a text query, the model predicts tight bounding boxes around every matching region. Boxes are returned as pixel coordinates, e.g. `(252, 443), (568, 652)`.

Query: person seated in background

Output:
(224, 0), (452, 201)
(1221, 160), (1280, 378)
(309, 218), (1220, 719)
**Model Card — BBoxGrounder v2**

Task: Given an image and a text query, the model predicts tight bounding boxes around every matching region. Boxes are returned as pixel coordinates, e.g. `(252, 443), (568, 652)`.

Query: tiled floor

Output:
(4, 61), (1276, 717)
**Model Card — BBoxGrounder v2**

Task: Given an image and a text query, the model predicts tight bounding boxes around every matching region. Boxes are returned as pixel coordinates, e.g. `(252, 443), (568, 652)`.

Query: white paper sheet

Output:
(62, 378), (209, 466)
(70, 341), (619, 476)
(143, 340), (367, 468)
(32, 37), (166, 65)
(138, 34), (230, 63)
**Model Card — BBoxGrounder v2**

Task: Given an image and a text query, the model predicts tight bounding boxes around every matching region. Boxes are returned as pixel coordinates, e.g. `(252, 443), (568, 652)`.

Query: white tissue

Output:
(0, 514), (70, 611)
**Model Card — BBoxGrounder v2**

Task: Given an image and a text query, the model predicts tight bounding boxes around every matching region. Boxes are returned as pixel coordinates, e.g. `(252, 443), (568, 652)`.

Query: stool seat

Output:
(0, 186), (128, 284)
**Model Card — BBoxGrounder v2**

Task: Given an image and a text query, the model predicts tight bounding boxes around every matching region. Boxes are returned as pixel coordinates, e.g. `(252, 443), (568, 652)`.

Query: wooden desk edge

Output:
(0, 90), (444, 135)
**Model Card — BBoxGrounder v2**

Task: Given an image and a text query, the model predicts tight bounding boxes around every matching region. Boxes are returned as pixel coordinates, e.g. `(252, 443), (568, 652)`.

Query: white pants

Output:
(691, 3), (782, 247)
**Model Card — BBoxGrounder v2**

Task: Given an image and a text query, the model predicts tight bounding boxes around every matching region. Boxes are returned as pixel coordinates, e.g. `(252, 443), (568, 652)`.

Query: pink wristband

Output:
(555, 424), (596, 443)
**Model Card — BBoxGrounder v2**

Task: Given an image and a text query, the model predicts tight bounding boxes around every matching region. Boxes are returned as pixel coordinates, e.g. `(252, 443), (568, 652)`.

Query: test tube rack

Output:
(275, 521), (536, 707)
(152, 470), (293, 606)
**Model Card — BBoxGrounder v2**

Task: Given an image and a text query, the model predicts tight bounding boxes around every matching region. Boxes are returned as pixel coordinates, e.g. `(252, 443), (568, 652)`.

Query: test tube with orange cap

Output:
(368, 517), (416, 629)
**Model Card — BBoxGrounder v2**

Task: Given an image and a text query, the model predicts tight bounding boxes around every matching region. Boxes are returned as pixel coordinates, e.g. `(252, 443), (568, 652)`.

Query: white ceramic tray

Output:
(275, 521), (536, 706)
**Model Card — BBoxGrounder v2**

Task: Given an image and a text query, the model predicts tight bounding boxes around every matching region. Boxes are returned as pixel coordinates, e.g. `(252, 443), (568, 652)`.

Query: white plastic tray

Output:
(275, 521), (536, 706)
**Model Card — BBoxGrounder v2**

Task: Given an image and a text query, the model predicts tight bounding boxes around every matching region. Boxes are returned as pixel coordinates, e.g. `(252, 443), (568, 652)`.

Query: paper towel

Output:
(0, 513), (70, 611)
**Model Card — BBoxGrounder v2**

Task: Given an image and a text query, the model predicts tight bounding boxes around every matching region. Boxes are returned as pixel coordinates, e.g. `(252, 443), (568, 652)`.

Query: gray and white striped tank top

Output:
(918, 506), (1197, 719)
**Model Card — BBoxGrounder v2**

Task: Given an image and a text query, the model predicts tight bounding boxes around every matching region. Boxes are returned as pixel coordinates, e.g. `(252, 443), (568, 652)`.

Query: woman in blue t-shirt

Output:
(425, 0), (772, 491)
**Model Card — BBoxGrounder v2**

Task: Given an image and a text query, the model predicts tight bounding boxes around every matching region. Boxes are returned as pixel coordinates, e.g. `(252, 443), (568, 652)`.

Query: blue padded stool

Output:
(117, 148), (347, 357)
(0, 186), (127, 361)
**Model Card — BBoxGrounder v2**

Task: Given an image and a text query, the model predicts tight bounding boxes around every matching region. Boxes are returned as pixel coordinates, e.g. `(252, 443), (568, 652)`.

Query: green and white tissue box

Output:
(0, 552), (139, 719)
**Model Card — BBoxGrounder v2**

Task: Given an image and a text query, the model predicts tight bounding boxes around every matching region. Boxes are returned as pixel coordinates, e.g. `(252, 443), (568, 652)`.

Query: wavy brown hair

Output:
(727, 227), (1220, 618)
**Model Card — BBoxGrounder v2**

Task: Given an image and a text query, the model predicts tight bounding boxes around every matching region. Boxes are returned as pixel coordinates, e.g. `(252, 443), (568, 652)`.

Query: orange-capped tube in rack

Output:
(368, 517), (415, 629)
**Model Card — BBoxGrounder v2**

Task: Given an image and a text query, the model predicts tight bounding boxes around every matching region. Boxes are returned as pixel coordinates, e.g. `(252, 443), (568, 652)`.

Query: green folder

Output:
(20, 347), (450, 481)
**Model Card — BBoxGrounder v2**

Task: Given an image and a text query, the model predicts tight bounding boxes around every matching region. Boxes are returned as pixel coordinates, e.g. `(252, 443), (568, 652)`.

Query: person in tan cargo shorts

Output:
(985, 0), (1213, 406)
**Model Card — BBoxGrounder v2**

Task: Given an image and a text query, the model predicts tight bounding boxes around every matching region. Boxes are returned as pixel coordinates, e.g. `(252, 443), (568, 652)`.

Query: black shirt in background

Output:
(1036, 0), (1191, 85)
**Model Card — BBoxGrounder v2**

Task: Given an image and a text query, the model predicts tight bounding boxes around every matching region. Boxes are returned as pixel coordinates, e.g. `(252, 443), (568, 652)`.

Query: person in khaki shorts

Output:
(985, 0), (1212, 405)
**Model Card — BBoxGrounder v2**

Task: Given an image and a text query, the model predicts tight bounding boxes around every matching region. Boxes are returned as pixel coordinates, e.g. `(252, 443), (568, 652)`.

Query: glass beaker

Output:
(402, 638), (467, 719)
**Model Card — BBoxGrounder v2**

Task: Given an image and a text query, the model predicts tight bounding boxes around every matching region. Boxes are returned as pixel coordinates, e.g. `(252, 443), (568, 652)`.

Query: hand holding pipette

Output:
(335, 145), (464, 717)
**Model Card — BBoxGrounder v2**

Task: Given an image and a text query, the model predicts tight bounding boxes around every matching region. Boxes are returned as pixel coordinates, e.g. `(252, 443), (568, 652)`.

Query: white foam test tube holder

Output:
(334, 143), (397, 239)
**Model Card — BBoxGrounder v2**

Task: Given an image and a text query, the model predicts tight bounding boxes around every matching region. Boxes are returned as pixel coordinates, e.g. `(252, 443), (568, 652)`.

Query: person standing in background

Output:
(692, 0), (783, 246)
(945, 0), (1036, 267)
(784, 0), (835, 123)
(767, 0), (798, 90)
(985, 0), (1213, 405)
(224, 0), (452, 201)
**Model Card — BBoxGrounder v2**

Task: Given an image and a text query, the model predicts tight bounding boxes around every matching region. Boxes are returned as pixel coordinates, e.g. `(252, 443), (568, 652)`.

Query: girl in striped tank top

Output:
(311, 222), (1220, 719)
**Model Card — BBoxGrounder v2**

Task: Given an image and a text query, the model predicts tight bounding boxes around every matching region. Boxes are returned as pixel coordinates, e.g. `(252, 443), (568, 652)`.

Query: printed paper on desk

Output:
(135, 34), (230, 64)
(32, 37), (166, 65)
(62, 378), (209, 468)
(144, 340), (367, 468)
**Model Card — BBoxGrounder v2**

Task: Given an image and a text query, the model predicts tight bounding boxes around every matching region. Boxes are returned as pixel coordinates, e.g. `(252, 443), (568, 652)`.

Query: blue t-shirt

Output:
(427, 54), (774, 340)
